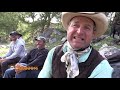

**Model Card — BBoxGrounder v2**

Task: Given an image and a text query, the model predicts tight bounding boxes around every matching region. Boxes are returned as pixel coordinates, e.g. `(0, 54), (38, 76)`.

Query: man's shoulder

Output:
(30, 48), (37, 51)
(90, 47), (105, 61)
(43, 48), (49, 53)
(26, 48), (36, 54)
(31, 48), (49, 53)
(16, 39), (25, 46)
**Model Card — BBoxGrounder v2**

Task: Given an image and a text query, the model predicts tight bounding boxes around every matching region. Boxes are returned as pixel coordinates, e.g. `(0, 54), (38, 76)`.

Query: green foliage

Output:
(0, 12), (62, 44)
(0, 12), (20, 33)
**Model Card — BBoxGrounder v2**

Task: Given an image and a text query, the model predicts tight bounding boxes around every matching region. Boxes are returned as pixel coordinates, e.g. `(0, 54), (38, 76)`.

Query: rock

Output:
(111, 39), (120, 45)
(49, 38), (57, 43)
(53, 29), (61, 35)
(111, 62), (120, 78)
(92, 35), (108, 43)
(41, 28), (53, 38)
(41, 28), (62, 39)
(99, 44), (120, 63)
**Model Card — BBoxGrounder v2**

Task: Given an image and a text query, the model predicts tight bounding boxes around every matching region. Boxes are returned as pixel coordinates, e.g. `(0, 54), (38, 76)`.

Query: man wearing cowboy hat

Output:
(0, 31), (26, 76)
(38, 12), (113, 78)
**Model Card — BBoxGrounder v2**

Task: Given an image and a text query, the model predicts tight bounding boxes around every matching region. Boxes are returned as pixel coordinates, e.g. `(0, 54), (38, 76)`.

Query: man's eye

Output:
(84, 26), (92, 30)
(72, 24), (79, 27)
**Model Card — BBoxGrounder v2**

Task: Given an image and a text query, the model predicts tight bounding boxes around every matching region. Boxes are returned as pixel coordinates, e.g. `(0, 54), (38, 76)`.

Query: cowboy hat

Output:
(10, 31), (22, 37)
(10, 31), (19, 36)
(61, 12), (108, 38)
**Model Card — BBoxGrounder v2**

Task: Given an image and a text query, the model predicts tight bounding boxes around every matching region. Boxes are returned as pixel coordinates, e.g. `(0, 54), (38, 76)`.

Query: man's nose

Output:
(77, 27), (84, 34)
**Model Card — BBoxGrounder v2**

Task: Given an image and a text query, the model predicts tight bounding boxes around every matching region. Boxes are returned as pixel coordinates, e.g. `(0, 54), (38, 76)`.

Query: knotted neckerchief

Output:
(61, 41), (91, 78)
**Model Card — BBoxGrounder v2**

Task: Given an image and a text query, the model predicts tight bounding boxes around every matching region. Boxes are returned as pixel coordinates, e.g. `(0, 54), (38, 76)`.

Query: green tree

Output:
(0, 12), (62, 44)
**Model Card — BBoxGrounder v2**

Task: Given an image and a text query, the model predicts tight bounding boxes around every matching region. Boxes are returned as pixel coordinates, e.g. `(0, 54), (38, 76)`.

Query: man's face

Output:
(9, 35), (17, 41)
(67, 16), (95, 50)
(35, 40), (45, 49)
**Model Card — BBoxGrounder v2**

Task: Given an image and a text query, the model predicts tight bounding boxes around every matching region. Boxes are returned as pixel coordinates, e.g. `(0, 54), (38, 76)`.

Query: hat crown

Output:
(35, 36), (46, 41)
(62, 12), (98, 15)
(10, 31), (19, 36)
(61, 12), (108, 38)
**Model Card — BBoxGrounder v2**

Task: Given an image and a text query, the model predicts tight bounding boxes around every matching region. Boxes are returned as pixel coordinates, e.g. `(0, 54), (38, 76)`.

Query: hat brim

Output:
(61, 12), (108, 38)
(18, 34), (22, 36)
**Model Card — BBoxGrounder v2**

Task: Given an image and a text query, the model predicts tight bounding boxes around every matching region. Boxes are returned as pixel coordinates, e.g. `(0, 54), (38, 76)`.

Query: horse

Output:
(110, 24), (120, 39)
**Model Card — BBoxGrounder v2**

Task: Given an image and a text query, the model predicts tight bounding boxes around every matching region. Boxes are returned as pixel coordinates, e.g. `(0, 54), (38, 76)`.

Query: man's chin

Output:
(72, 44), (83, 49)
(72, 46), (83, 50)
